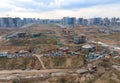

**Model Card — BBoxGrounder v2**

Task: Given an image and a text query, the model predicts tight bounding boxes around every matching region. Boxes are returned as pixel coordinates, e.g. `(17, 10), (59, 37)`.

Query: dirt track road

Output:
(0, 69), (68, 75)
(0, 69), (68, 81)
(33, 54), (46, 69)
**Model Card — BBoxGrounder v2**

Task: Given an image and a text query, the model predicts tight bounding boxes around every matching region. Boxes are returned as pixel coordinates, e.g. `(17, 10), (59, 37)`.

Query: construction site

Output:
(0, 24), (120, 83)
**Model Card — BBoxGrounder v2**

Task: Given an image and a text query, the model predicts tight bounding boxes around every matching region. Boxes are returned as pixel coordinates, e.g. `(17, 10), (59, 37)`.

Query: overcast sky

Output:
(0, 0), (120, 19)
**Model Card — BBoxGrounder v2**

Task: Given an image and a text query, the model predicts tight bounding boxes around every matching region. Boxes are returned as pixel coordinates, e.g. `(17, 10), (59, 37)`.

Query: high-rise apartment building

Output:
(62, 17), (76, 26)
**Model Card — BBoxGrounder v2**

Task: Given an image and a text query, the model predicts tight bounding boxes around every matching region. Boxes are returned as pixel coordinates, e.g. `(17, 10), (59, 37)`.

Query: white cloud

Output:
(0, 0), (120, 18)
(49, 0), (85, 7)
(11, 3), (119, 19)
(39, 4), (120, 19)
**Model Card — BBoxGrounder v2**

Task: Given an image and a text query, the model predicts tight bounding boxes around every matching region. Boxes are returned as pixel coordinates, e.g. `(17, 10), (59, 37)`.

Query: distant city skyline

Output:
(0, 17), (119, 28)
(0, 0), (120, 19)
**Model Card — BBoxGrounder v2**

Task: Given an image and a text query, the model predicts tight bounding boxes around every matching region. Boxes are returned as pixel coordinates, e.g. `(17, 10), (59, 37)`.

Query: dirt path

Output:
(0, 69), (68, 75)
(33, 54), (46, 69)
(0, 69), (68, 81)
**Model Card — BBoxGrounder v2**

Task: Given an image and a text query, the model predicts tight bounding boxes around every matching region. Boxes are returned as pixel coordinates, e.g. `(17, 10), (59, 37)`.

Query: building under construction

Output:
(74, 35), (87, 44)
